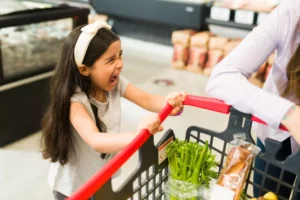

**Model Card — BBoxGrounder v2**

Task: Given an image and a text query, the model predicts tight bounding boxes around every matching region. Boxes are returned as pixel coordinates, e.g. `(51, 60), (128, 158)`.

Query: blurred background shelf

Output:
(0, 3), (89, 147)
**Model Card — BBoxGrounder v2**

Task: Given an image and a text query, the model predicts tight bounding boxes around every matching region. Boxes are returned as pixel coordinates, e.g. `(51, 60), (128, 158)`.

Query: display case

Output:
(91, 0), (211, 45)
(0, 2), (89, 146)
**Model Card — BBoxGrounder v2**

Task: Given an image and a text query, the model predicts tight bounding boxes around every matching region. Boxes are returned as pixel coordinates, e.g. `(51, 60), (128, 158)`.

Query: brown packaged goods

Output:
(89, 14), (108, 24)
(243, 1), (277, 13)
(256, 61), (267, 81)
(264, 65), (272, 81)
(209, 36), (229, 50)
(217, 139), (260, 200)
(206, 50), (223, 68)
(172, 44), (188, 69)
(268, 52), (276, 65)
(204, 50), (223, 76)
(222, 0), (249, 9)
(249, 73), (263, 88)
(203, 67), (214, 76)
(187, 47), (207, 73)
(223, 39), (242, 56)
(217, 146), (253, 200)
(190, 31), (210, 48)
(171, 30), (196, 47)
(258, 61), (267, 75)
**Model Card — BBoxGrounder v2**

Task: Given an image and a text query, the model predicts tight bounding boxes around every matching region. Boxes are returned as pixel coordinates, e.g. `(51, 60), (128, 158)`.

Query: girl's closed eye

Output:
(106, 57), (115, 64)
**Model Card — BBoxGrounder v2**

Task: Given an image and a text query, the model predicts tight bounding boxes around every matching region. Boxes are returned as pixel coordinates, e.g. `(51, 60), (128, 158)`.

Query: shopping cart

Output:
(68, 96), (300, 200)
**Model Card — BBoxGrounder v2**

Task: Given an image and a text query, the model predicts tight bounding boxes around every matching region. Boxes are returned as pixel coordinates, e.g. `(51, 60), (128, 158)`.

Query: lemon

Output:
(263, 192), (278, 200)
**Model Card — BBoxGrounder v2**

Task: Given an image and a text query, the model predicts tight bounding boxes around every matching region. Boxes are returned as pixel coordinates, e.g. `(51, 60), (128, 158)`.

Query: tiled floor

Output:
(0, 37), (232, 200)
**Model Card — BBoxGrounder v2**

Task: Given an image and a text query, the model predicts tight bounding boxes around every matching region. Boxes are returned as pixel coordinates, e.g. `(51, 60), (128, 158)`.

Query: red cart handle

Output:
(67, 95), (288, 200)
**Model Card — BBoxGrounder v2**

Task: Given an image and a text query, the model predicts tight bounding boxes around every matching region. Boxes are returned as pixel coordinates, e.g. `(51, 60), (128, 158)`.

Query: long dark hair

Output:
(282, 45), (300, 102)
(41, 25), (119, 165)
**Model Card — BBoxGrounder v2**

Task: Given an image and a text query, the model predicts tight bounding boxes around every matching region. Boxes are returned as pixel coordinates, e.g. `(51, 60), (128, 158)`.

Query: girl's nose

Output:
(116, 58), (123, 69)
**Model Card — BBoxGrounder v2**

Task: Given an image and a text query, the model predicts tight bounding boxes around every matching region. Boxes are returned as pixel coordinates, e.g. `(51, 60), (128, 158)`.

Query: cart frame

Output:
(68, 96), (300, 200)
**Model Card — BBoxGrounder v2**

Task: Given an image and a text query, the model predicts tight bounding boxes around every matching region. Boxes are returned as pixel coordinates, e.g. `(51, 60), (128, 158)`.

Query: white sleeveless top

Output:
(48, 75), (129, 196)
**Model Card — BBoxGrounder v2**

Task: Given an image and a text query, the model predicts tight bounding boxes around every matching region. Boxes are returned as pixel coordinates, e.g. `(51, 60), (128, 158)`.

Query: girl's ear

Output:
(78, 65), (90, 76)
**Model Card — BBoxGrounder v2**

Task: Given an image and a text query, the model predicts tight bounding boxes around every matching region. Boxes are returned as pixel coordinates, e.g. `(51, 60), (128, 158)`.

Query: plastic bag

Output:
(216, 133), (261, 200)
(164, 174), (213, 200)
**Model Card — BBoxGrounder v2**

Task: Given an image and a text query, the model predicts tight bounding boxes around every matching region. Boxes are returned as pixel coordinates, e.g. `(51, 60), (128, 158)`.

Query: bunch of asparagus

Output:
(166, 139), (218, 200)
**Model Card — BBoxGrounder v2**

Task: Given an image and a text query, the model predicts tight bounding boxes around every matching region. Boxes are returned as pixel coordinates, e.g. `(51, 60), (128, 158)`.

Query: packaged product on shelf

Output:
(187, 47), (207, 73)
(202, 36), (228, 76)
(264, 52), (275, 81)
(243, 0), (278, 12)
(257, 60), (267, 80)
(172, 44), (189, 69)
(223, 39), (242, 56)
(190, 31), (210, 48)
(216, 134), (261, 200)
(0, 19), (71, 78)
(209, 36), (229, 50)
(268, 52), (275, 65)
(248, 73), (263, 88)
(88, 14), (108, 24)
(164, 139), (218, 200)
(171, 29), (196, 47)
(221, 0), (249, 10)
(264, 65), (272, 81)
(204, 49), (223, 76)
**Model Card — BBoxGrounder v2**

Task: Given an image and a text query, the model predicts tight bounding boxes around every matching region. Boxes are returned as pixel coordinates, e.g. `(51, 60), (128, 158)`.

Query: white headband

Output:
(74, 21), (112, 67)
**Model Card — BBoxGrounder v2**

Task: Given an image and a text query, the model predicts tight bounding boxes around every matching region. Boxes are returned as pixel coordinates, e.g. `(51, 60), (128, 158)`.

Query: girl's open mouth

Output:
(109, 75), (118, 85)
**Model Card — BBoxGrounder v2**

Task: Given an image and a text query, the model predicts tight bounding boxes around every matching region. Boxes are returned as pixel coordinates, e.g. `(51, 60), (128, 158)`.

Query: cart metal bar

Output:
(68, 95), (289, 200)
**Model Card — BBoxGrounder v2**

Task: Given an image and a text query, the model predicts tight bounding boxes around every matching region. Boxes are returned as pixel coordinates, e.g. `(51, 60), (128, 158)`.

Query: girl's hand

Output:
(281, 105), (300, 144)
(166, 91), (187, 116)
(137, 115), (163, 135)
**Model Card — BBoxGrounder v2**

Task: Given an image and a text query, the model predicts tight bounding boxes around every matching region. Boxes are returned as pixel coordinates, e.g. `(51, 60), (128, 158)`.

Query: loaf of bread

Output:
(217, 145), (254, 200)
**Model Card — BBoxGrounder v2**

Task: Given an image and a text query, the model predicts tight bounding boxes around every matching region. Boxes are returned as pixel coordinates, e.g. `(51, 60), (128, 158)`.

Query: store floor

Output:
(0, 37), (234, 200)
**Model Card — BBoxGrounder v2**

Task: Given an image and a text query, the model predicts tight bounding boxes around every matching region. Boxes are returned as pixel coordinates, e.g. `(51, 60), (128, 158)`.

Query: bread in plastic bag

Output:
(216, 133), (261, 200)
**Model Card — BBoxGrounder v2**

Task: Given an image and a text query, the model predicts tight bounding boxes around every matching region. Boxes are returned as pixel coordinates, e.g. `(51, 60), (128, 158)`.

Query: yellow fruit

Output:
(263, 192), (278, 200)
(250, 198), (257, 200)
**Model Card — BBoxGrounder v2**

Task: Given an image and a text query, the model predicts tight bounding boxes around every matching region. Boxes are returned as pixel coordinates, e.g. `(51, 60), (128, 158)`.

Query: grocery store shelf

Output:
(206, 17), (256, 31)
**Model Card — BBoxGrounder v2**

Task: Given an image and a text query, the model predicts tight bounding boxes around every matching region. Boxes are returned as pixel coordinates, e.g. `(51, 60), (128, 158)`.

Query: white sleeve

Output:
(206, 1), (294, 129)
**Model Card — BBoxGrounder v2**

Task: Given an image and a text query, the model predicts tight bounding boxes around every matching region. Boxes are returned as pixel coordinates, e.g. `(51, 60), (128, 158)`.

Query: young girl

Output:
(206, 0), (300, 197)
(41, 21), (186, 199)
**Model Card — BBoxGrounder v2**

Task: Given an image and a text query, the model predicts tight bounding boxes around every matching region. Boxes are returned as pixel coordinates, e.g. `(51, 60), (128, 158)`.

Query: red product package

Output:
(187, 47), (207, 73)
(172, 44), (189, 69)
(204, 50), (224, 76)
